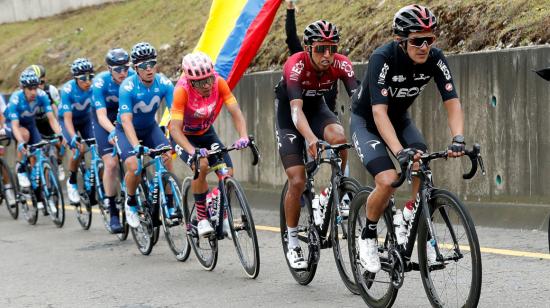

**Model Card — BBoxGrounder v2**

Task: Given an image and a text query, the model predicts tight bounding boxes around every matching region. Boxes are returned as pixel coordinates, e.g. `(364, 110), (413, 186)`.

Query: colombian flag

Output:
(160, 0), (282, 126)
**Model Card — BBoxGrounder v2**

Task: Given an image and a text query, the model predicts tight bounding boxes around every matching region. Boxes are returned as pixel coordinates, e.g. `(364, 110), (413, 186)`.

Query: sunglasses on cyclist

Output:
(24, 85), (39, 90)
(313, 44), (338, 54)
(40, 79), (46, 85)
(110, 65), (130, 73)
(405, 36), (436, 48)
(135, 60), (157, 70)
(75, 74), (95, 82)
(190, 76), (215, 89)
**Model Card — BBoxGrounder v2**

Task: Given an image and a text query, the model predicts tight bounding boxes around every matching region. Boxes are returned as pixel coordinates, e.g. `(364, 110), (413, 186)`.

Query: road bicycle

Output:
(348, 145), (485, 307)
(279, 140), (361, 291)
(182, 136), (260, 278)
(0, 136), (18, 220)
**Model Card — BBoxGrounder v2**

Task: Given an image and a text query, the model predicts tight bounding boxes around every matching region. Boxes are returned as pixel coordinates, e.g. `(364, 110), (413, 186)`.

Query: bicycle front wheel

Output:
(279, 181), (319, 285)
(331, 177), (361, 294)
(75, 165), (92, 230)
(182, 177), (218, 271)
(225, 177), (260, 279)
(17, 163), (38, 225)
(348, 187), (399, 308)
(0, 159), (18, 219)
(42, 161), (65, 228)
(130, 183), (155, 255)
(160, 172), (191, 262)
(417, 189), (482, 308)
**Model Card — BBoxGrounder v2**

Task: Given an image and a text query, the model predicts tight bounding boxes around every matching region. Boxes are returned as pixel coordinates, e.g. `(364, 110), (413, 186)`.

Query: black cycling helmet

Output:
(27, 64), (46, 78)
(303, 20), (340, 45)
(105, 48), (130, 66)
(393, 4), (437, 37)
(131, 42), (157, 63)
(19, 69), (41, 88)
(71, 58), (94, 76)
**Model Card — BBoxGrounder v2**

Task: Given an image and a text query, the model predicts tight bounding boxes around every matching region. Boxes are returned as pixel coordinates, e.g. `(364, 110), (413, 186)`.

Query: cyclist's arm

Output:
(225, 101), (248, 139)
(372, 104), (402, 155)
(63, 112), (77, 139)
(120, 113), (139, 147)
(10, 120), (25, 144)
(443, 98), (464, 137)
(96, 108), (116, 134)
(290, 98), (316, 143)
(46, 112), (62, 135)
(169, 120), (195, 155)
(285, 5), (303, 55)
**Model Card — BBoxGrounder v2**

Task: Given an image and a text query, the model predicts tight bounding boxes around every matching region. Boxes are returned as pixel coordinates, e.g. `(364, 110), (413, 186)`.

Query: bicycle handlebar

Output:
(192, 135), (260, 180)
(134, 145), (173, 175)
(306, 140), (353, 175)
(391, 143), (486, 188)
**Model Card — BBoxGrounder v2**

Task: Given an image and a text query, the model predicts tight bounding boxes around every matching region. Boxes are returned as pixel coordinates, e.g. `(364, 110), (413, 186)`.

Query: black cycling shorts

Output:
(350, 112), (427, 177)
(275, 84), (340, 169)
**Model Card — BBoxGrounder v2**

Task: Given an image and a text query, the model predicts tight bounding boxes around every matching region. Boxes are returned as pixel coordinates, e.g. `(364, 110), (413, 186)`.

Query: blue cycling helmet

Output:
(71, 58), (94, 76)
(131, 42), (157, 63)
(105, 48), (130, 66)
(19, 69), (41, 88)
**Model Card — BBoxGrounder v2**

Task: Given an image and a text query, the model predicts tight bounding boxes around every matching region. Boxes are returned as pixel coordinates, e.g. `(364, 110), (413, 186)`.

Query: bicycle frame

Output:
(22, 139), (61, 199)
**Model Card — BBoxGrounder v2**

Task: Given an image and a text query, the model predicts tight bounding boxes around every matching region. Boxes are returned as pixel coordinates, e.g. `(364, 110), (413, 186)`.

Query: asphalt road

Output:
(0, 198), (549, 308)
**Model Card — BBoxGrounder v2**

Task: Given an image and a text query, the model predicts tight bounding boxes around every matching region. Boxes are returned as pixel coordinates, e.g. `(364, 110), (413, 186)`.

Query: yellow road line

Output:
(63, 206), (550, 260)
(254, 224), (550, 260)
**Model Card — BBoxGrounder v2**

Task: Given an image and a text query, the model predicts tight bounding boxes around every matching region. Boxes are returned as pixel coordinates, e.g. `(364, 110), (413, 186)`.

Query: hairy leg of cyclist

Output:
(323, 123), (348, 170)
(55, 142), (65, 180)
(66, 142), (84, 204)
(359, 170), (399, 273)
(193, 158), (213, 237)
(124, 156), (142, 228)
(102, 153), (122, 232)
(284, 165), (308, 269)
(16, 127), (31, 188)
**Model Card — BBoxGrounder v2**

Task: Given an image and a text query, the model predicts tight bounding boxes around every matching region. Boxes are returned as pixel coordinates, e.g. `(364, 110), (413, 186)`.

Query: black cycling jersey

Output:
(351, 40), (458, 129)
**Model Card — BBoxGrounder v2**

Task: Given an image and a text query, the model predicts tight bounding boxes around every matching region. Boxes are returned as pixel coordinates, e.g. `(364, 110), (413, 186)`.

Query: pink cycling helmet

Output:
(182, 52), (215, 80)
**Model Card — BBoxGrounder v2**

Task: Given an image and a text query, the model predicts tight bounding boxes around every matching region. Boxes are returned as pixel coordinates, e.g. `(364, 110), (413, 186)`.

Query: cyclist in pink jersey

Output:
(169, 52), (249, 238)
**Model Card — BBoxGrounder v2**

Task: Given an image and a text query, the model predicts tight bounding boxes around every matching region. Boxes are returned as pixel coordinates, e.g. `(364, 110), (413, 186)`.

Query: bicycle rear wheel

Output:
(75, 165), (92, 230)
(225, 177), (260, 278)
(348, 188), (399, 308)
(17, 163), (38, 225)
(130, 183), (155, 255)
(331, 177), (361, 294)
(182, 177), (218, 271)
(160, 172), (190, 262)
(95, 160), (113, 233)
(116, 192), (129, 241)
(0, 159), (18, 219)
(42, 161), (65, 228)
(417, 189), (482, 308)
(279, 181), (320, 285)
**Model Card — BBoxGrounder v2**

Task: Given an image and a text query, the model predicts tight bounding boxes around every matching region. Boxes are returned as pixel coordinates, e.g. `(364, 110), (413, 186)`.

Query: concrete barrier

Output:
(0, 0), (123, 24)
(214, 46), (550, 204)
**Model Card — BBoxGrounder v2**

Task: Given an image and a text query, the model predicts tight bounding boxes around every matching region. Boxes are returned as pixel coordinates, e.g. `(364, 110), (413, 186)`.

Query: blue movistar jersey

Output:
(5, 89), (52, 125)
(117, 73), (173, 129)
(92, 69), (136, 115)
(59, 79), (93, 121)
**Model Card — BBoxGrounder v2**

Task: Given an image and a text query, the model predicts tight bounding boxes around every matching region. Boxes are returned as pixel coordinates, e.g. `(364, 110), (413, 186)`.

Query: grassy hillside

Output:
(1, 0), (549, 91)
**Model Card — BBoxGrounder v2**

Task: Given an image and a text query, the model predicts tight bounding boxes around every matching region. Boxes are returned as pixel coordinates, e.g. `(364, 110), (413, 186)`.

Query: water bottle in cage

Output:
(206, 187), (220, 224)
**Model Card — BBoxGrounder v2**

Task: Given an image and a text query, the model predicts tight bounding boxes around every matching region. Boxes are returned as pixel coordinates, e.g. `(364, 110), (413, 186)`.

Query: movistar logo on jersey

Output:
(20, 104), (40, 118)
(73, 98), (91, 111)
(133, 95), (160, 113)
(105, 95), (119, 103)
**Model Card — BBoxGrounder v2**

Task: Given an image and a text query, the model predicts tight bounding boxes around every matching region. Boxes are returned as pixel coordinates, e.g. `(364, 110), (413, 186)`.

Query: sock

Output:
(69, 171), (77, 184)
(194, 191), (208, 220)
(127, 194), (137, 207)
(361, 218), (378, 240)
(17, 164), (25, 174)
(106, 196), (118, 217)
(287, 226), (299, 249)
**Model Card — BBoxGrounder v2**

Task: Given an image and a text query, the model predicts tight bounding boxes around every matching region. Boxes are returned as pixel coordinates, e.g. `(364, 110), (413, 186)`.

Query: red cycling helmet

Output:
(303, 20), (340, 45)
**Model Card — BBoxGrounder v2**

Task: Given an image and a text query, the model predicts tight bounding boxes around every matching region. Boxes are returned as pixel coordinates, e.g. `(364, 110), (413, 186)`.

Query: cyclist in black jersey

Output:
(350, 4), (466, 273)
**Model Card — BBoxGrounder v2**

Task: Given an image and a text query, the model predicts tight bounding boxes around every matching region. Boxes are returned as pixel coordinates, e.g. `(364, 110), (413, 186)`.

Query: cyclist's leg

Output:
(141, 124), (173, 204)
(12, 123), (31, 185)
(395, 117), (428, 201)
(60, 120), (81, 188)
(79, 119), (98, 204)
(115, 124), (142, 227)
(202, 126), (234, 174)
(311, 100), (348, 169)
(93, 116), (118, 206)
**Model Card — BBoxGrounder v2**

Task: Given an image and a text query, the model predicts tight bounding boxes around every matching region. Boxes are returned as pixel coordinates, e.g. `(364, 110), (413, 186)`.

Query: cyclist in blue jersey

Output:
(6, 69), (62, 192)
(115, 42), (175, 228)
(60, 58), (96, 205)
(92, 48), (135, 232)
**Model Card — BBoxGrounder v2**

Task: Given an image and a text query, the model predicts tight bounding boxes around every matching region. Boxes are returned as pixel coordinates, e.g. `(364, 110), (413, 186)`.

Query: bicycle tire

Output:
(417, 189), (482, 308)
(0, 158), (18, 219)
(130, 183), (155, 255)
(182, 177), (218, 271)
(116, 191), (129, 241)
(95, 160), (113, 233)
(279, 180), (319, 285)
(348, 187), (399, 308)
(42, 161), (65, 228)
(16, 162), (38, 225)
(75, 165), (92, 230)
(225, 177), (260, 279)
(160, 172), (191, 262)
(331, 177), (361, 294)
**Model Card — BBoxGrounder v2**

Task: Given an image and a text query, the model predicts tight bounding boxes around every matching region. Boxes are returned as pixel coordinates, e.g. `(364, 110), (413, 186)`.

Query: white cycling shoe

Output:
(197, 219), (214, 237)
(66, 179), (80, 204)
(358, 238), (381, 273)
(286, 246), (308, 270)
(17, 172), (31, 188)
(125, 202), (140, 228)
